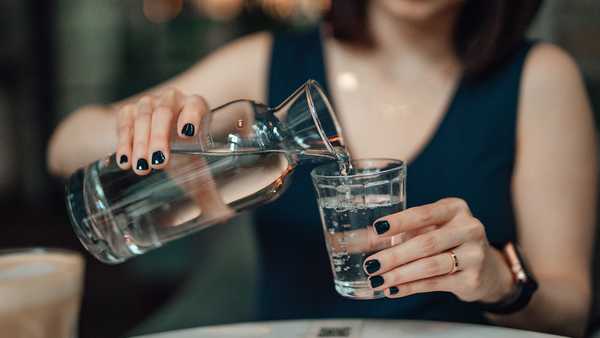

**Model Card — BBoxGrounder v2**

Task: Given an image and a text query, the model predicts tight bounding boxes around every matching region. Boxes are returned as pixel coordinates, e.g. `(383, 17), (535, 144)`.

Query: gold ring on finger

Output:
(447, 251), (460, 275)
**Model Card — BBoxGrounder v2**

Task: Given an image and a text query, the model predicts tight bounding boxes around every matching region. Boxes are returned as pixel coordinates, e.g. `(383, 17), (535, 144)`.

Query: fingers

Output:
(148, 106), (172, 169)
(146, 94), (176, 170)
(366, 242), (489, 301)
(132, 97), (154, 175)
(373, 198), (470, 236)
(361, 198), (491, 302)
(373, 253), (456, 290)
(177, 95), (208, 138)
(116, 104), (135, 170)
(117, 87), (210, 175)
(384, 273), (462, 299)
(365, 222), (477, 274)
(366, 243), (477, 291)
(150, 88), (185, 169)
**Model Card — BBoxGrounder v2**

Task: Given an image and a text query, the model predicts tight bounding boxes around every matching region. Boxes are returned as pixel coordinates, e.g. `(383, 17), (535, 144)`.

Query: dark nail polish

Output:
(136, 158), (149, 171)
(119, 155), (128, 164)
(369, 275), (384, 288)
(364, 259), (381, 274)
(152, 151), (165, 165)
(389, 286), (399, 295)
(182, 123), (195, 137)
(374, 220), (390, 235)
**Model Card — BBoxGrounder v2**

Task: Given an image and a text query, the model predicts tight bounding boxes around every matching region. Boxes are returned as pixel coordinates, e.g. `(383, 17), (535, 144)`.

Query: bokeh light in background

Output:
(142, 0), (331, 23)
(261, 0), (297, 20)
(192, 0), (245, 21)
(299, 0), (332, 21)
(143, 0), (183, 23)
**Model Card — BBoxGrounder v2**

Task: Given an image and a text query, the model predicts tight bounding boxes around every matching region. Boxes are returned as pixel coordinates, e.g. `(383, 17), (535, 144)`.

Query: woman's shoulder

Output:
(517, 41), (593, 147)
(522, 42), (583, 91)
(520, 42), (588, 116)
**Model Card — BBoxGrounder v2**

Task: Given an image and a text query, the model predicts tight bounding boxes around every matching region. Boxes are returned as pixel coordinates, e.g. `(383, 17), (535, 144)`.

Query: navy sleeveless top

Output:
(254, 28), (535, 324)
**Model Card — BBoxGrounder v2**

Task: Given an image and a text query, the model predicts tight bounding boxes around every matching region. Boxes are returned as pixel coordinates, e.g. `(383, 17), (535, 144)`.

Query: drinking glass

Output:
(0, 248), (84, 338)
(311, 159), (406, 299)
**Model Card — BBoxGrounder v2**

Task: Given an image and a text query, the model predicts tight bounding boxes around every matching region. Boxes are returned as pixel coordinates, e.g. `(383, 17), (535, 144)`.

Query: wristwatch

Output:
(479, 242), (538, 314)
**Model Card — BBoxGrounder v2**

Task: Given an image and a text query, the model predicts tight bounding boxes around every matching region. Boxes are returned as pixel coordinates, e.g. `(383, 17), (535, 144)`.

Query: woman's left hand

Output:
(364, 198), (515, 303)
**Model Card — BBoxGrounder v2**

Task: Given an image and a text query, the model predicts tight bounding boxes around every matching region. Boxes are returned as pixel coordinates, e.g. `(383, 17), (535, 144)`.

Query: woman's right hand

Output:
(116, 88), (209, 176)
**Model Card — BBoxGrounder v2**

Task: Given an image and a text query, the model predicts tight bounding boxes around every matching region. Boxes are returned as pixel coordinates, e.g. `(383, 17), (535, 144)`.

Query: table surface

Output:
(129, 319), (566, 338)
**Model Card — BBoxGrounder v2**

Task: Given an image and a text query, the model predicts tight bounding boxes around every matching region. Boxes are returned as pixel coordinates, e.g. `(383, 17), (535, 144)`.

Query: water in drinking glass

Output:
(319, 195), (404, 298)
(312, 159), (406, 299)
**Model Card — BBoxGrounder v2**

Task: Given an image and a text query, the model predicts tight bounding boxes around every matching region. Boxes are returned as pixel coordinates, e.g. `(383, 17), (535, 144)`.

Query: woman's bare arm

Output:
(47, 32), (271, 177)
(488, 43), (597, 338)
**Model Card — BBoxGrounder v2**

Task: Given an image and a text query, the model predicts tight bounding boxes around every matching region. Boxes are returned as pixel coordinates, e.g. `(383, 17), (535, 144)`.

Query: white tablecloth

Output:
(130, 319), (566, 338)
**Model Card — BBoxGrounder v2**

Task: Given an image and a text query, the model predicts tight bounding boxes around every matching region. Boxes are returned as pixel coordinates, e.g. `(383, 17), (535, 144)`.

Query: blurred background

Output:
(0, 1), (599, 337)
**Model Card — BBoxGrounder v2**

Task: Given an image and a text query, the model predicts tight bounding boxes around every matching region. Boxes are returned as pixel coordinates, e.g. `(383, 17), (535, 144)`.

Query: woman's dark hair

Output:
(325, 0), (543, 78)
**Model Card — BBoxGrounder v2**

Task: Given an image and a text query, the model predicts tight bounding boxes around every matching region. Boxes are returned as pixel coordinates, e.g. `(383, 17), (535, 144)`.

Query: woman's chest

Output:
(331, 78), (456, 162)
(324, 48), (459, 162)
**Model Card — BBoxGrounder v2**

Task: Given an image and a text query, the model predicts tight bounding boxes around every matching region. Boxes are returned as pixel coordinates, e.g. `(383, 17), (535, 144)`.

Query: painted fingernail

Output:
(374, 220), (390, 235)
(389, 286), (399, 295)
(182, 123), (195, 137)
(136, 158), (149, 171)
(151, 151), (165, 165)
(119, 154), (128, 164)
(369, 275), (384, 288)
(364, 259), (380, 274)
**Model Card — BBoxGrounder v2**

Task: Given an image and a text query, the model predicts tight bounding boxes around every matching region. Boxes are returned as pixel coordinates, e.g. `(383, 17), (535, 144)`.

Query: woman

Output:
(48, 0), (597, 336)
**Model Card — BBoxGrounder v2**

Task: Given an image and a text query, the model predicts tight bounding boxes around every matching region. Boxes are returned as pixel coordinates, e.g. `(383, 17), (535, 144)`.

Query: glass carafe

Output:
(66, 80), (345, 264)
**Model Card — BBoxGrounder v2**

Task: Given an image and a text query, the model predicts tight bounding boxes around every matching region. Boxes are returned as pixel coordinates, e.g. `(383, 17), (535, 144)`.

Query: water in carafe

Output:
(66, 80), (351, 264)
